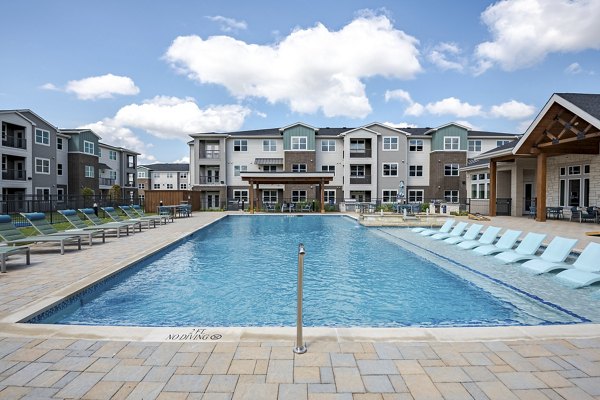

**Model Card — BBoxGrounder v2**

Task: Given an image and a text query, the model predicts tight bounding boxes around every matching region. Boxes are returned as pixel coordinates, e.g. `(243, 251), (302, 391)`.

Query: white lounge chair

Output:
(444, 223), (483, 245)
(493, 232), (547, 264)
(430, 222), (468, 240)
(521, 241), (598, 275)
(472, 229), (522, 256)
(553, 243), (600, 287)
(512, 236), (578, 271)
(418, 219), (455, 236)
(456, 226), (501, 249)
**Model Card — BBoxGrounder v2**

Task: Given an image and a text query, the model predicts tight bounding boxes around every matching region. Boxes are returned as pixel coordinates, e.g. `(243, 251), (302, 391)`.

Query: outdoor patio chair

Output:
(472, 229), (522, 256)
(418, 219), (455, 236)
(0, 245), (30, 273)
(58, 209), (129, 238)
(132, 205), (172, 223)
(78, 208), (141, 233)
(554, 242), (600, 287)
(0, 215), (81, 255)
(444, 223), (483, 245)
(493, 232), (548, 264)
(456, 226), (502, 249)
(119, 205), (164, 225)
(264, 203), (275, 212)
(21, 212), (105, 246)
(301, 203), (312, 212)
(522, 242), (600, 276)
(101, 207), (155, 229)
(570, 207), (597, 223)
(430, 221), (468, 240)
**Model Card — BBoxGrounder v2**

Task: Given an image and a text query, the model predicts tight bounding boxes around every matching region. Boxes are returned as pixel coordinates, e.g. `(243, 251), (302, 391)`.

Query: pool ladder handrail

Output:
(293, 243), (307, 354)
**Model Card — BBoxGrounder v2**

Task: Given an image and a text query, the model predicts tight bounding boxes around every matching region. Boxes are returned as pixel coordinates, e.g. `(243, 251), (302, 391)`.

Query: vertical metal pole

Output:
(293, 243), (307, 354)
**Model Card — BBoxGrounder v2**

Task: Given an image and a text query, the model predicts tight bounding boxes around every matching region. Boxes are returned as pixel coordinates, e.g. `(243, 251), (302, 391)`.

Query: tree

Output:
(81, 187), (95, 196)
(109, 184), (122, 200)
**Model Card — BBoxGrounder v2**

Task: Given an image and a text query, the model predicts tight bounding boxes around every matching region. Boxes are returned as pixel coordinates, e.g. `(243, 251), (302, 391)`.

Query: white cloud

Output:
(454, 120), (480, 130)
(404, 102), (425, 117)
(66, 74), (140, 100)
(565, 62), (583, 74)
(205, 15), (247, 32)
(475, 0), (600, 71)
(172, 156), (190, 164)
(255, 111), (268, 118)
(489, 100), (536, 120)
(384, 89), (413, 103)
(425, 97), (483, 118)
(165, 13), (422, 119)
(383, 121), (418, 129)
(427, 42), (465, 72)
(40, 83), (59, 91)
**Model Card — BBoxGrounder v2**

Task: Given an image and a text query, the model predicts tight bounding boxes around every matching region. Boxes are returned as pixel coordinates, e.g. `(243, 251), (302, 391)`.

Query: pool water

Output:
(36, 215), (575, 327)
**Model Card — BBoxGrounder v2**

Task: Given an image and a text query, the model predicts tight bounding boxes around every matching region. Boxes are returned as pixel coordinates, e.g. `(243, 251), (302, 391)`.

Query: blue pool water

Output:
(36, 216), (568, 327)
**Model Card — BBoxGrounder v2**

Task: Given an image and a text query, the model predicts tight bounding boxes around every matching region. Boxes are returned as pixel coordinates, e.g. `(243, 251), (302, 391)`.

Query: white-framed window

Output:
(84, 165), (94, 178)
(292, 190), (307, 202)
(408, 189), (424, 202)
(559, 164), (591, 207)
(321, 140), (336, 152)
(83, 140), (95, 155)
(57, 163), (63, 176)
(127, 173), (134, 186)
(350, 165), (365, 176)
(291, 136), (307, 150)
(444, 136), (460, 150)
(109, 150), (117, 160)
(153, 172), (160, 178)
(234, 165), (247, 176)
(292, 163), (307, 172)
(263, 165), (276, 172)
(36, 187), (51, 200)
(409, 139), (423, 151)
(180, 173), (188, 179)
(138, 171), (147, 178)
(321, 165), (335, 175)
(383, 137), (398, 150)
(139, 194), (145, 203)
(409, 165), (423, 177)
(324, 190), (336, 204)
(180, 183), (188, 190)
(444, 190), (459, 203)
(127, 155), (135, 168)
(382, 163), (398, 176)
(166, 183), (174, 189)
(263, 139), (276, 152)
(234, 139), (247, 152)
(468, 140), (481, 152)
(138, 183), (145, 189)
(153, 183), (160, 189)
(496, 140), (511, 147)
(35, 129), (50, 145)
(1, 123), (6, 140)
(470, 177), (489, 199)
(57, 137), (63, 150)
(109, 170), (117, 180)
(56, 188), (64, 201)
(444, 163), (460, 176)
(35, 157), (50, 174)
(233, 189), (249, 202)
(166, 173), (173, 178)
(382, 190), (398, 202)
(263, 190), (277, 203)
(568, 165), (581, 175)
(98, 148), (101, 157)
(350, 139), (366, 152)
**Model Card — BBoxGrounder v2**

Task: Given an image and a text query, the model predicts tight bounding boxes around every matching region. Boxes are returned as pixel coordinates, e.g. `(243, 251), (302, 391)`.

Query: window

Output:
(409, 165), (423, 177)
(382, 190), (398, 202)
(180, 183), (188, 190)
(138, 183), (145, 189)
(382, 163), (398, 176)
(109, 171), (117, 180)
(324, 190), (336, 204)
(292, 163), (307, 172)
(109, 150), (117, 160)
(408, 190), (424, 203)
(57, 137), (63, 150)
(444, 137), (460, 150)
(263, 139), (276, 152)
(127, 155), (135, 168)
(83, 140), (95, 155)
(496, 140), (511, 147)
(35, 158), (50, 174)
(350, 139), (365, 152)
(35, 129), (50, 145)
(98, 148), (101, 157)
(233, 190), (249, 202)
(321, 165), (335, 175)
(166, 184), (174, 189)
(234, 139), (248, 152)
(166, 173), (174, 178)
(321, 140), (336, 151)
(444, 190), (459, 203)
(292, 190), (307, 202)
(383, 137), (398, 150)
(471, 181), (489, 199)
(568, 166), (581, 175)
(153, 183), (160, 189)
(57, 163), (63, 176)
(350, 165), (365, 176)
(263, 165), (276, 172)
(409, 139), (423, 151)
(468, 140), (481, 152)
(153, 173), (160, 178)
(444, 163), (459, 176)
(263, 190), (277, 203)
(127, 173), (134, 186)
(291, 136), (307, 150)
(57, 188), (64, 202)
(180, 173), (187, 179)
(36, 188), (50, 200)
(84, 165), (94, 178)
(1, 123), (6, 140)
(234, 165), (247, 176)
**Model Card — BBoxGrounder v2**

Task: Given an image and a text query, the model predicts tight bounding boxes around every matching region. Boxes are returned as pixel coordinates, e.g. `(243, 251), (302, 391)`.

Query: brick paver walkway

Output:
(0, 212), (599, 399)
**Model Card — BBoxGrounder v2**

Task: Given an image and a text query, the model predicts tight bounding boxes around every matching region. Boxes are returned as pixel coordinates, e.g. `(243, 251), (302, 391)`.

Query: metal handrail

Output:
(293, 243), (307, 354)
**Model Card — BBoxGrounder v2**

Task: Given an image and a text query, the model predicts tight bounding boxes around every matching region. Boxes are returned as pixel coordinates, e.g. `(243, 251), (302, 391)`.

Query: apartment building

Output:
(98, 143), (140, 200)
(188, 122), (517, 209)
(136, 163), (190, 203)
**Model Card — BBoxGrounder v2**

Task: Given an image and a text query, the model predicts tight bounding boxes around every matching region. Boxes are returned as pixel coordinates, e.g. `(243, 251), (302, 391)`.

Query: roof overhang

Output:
(241, 172), (334, 185)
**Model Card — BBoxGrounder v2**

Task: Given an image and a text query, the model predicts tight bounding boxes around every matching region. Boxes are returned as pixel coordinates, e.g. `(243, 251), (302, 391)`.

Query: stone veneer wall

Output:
(546, 154), (600, 207)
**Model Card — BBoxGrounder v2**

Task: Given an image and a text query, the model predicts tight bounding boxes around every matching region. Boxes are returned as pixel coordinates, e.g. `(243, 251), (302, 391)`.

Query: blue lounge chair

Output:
(456, 226), (501, 249)
(521, 241), (598, 275)
(472, 229), (522, 256)
(21, 212), (105, 246)
(0, 215), (81, 255)
(59, 209), (129, 238)
(430, 222), (468, 240)
(493, 232), (547, 264)
(444, 223), (483, 245)
(418, 219), (455, 236)
(552, 243), (600, 287)
(0, 245), (30, 273)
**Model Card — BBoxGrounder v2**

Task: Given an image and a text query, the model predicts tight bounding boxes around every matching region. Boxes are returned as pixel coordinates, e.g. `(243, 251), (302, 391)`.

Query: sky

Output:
(1, 0), (599, 164)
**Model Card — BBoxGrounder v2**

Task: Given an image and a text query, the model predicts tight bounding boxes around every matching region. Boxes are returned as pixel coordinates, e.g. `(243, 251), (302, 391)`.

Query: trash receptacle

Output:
(93, 203), (98, 216)
(441, 204), (447, 214)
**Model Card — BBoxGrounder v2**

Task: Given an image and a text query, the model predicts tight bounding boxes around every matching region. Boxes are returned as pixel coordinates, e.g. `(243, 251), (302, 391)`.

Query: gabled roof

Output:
(476, 139), (519, 159)
(555, 93), (600, 121)
(59, 128), (102, 140)
(15, 109), (59, 131)
(139, 163), (189, 172)
(424, 122), (472, 135)
(279, 122), (319, 132)
(468, 130), (518, 138)
(339, 126), (381, 136)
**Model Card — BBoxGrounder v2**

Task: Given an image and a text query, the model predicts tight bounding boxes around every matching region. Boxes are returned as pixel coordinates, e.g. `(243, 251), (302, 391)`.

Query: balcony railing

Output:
(124, 181), (135, 187)
(200, 149), (220, 159)
(2, 137), (27, 149)
(99, 178), (116, 186)
(2, 169), (27, 181)
(349, 176), (371, 184)
(197, 175), (223, 185)
(349, 149), (372, 158)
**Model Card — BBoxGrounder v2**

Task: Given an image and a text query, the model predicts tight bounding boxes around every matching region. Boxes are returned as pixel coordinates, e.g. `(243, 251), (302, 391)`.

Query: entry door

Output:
(207, 193), (220, 209)
(207, 169), (220, 184)
(15, 160), (25, 180)
(524, 183), (534, 211)
(568, 179), (580, 207)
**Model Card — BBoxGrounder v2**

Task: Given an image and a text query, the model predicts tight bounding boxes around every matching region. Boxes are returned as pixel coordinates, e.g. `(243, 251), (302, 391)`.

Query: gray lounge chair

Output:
(132, 205), (172, 223)
(21, 212), (105, 246)
(59, 209), (129, 238)
(0, 245), (30, 273)
(0, 215), (81, 255)
(493, 232), (547, 264)
(472, 229), (522, 256)
(102, 207), (154, 229)
(79, 208), (140, 233)
(119, 205), (164, 225)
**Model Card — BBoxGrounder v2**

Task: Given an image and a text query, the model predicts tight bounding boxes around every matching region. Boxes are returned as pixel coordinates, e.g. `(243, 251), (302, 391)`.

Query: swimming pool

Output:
(32, 215), (582, 327)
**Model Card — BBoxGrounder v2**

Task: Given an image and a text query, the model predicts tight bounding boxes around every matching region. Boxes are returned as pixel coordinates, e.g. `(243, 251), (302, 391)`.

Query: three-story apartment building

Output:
(136, 163), (190, 204)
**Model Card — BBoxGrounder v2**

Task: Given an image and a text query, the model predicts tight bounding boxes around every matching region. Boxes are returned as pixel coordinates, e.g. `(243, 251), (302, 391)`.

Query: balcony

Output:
(197, 176), (223, 185)
(350, 175), (371, 185)
(2, 136), (27, 149)
(99, 178), (116, 186)
(2, 169), (27, 181)
(349, 149), (372, 158)
(124, 181), (135, 188)
(199, 149), (220, 159)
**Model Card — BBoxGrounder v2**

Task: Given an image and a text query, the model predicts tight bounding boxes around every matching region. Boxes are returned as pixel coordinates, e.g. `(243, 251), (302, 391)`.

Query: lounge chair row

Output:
(411, 219), (600, 289)
(0, 206), (174, 271)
